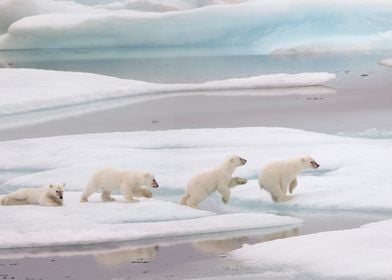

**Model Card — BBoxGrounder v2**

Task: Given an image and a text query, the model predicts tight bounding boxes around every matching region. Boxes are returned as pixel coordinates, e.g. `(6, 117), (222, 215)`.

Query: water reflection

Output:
(95, 245), (159, 267)
(192, 228), (299, 255)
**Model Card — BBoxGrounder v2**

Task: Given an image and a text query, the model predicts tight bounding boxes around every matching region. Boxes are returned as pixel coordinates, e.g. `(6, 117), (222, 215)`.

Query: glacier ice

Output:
(1, 0), (392, 54)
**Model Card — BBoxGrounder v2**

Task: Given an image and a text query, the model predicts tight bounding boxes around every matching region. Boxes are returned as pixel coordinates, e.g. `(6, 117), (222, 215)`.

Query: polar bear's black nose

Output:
(240, 158), (247, 165)
(152, 179), (159, 188)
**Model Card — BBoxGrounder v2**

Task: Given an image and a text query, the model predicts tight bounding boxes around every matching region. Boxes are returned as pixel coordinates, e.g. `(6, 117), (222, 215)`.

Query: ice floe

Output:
(1, 0), (392, 55)
(1, 127), (392, 212)
(0, 68), (335, 129)
(0, 192), (300, 249)
(378, 58), (392, 66)
(232, 219), (392, 279)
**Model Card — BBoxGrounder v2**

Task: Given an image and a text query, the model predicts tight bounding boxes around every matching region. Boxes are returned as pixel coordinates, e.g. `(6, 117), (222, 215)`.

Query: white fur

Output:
(181, 155), (247, 208)
(258, 155), (319, 202)
(0, 183), (65, 207)
(80, 168), (158, 203)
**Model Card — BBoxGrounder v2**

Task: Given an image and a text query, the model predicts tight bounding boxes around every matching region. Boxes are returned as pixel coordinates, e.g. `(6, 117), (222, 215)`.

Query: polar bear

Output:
(180, 155), (247, 208)
(0, 183), (65, 207)
(258, 155), (319, 202)
(80, 168), (159, 203)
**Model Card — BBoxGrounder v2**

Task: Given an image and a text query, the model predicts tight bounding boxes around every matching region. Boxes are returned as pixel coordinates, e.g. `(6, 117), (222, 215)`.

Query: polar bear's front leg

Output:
(80, 181), (98, 202)
(289, 178), (298, 194)
(120, 183), (139, 203)
(39, 195), (61, 207)
(132, 188), (153, 198)
(217, 185), (231, 204)
(229, 177), (248, 188)
(101, 191), (116, 202)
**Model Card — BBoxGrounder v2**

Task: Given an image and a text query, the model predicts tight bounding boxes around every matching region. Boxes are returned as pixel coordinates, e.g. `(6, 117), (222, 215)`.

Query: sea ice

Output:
(1, 127), (392, 212)
(232, 219), (392, 279)
(0, 68), (335, 129)
(378, 58), (392, 66)
(0, 192), (301, 249)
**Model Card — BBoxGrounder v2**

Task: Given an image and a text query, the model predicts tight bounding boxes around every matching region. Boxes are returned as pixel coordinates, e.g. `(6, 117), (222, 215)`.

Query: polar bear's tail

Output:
(180, 194), (190, 205)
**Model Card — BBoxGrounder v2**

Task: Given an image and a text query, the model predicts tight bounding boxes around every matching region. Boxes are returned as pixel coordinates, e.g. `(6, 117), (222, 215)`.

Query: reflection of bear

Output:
(81, 168), (159, 203)
(193, 237), (248, 255)
(258, 155), (319, 202)
(95, 246), (159, 267)
(181, 155), (247, 208)
(1, 183), (64, 207)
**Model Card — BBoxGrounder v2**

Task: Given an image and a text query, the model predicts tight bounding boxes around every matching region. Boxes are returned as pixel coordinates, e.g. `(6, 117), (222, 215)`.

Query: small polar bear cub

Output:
(1, 183), (65, 207)
(258, 155), (319, 202)
(181, 155), (247, 208)
(80, 168), (159, 203)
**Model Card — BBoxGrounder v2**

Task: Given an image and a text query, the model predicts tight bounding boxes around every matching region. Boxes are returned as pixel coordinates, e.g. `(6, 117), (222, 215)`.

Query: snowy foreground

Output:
(0, 192), (300, 249)
(232, 219), (392, 279)
(0, 69), (335, 129)
(2, 127), (392, 278)
(1, 0), (392, 54)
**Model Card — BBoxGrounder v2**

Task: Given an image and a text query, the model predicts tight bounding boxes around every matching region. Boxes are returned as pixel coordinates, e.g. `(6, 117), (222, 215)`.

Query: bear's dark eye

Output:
(56, 191), (59, 193)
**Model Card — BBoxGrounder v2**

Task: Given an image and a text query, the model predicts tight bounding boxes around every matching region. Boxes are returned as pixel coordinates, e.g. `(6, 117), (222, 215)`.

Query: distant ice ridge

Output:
(1, 0), (392, 54)
(2, 127), (392, 212)
(0, 69), (335, 129)
(231, 219), (392, 279)
(0, 192), (301, 249)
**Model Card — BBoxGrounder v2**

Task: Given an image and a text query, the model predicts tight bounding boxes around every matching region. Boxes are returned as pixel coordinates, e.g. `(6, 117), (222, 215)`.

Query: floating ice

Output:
(0, 192), (301, 249)
(1, 127), (392, 212)
(231, 219), (392, 279)
(1, 0), (392, 54)
(379, 58), (392, 66)
(0, 68), (335, 129)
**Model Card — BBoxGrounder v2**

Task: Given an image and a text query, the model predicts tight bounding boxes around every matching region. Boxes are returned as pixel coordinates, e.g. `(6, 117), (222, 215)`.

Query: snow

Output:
(0, 68), (335, 129)
(1, 0), (392, 54)
(232, 219), (392, 279)
(379, 58), (392, 66)
(0, 0), (91, 35)
(0, 192), (301, 249)
(1, 127), (392, 213)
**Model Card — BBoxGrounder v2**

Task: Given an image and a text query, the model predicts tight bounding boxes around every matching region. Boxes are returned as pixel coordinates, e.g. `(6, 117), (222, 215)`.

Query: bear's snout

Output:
(240, 158), (247, 165)
(152, 179), (159, 188)
(311, 161), (320, 169)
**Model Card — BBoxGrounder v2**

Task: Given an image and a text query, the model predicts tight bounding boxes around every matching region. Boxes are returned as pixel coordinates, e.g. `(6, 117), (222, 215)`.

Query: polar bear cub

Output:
(181, 155), (247, 208)
(1, 183), (65, 207)
(258, 155), (319, 202)
(80, 168), (159, 203)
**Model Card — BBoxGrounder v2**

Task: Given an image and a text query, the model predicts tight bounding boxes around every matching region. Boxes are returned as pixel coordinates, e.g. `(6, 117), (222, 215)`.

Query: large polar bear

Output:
(258, 155), (319, 202)
(80, 168), (159, 203)
(181, 155), (247, 208)
(1, 183), (65, 207)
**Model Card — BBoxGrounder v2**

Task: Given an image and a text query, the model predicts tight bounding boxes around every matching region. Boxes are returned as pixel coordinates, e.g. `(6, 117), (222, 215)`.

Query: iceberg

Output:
(0, 68), (335, 129)
(0, 192), (301, 249)
(1, 127), (392, 212)
(231, 219), (392, 279)
(1, 0), (392, 54)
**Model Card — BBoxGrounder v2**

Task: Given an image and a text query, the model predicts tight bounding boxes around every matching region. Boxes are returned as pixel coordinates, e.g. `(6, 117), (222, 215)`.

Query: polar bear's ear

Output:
(144, 172), (150, 178)
(62, 183), (66, 188)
